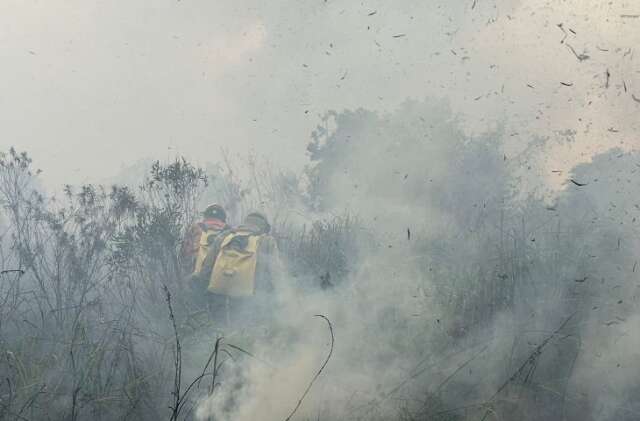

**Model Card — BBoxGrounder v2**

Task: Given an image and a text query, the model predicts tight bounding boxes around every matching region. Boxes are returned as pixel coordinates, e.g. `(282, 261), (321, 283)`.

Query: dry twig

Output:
(284, 315), (334, 421)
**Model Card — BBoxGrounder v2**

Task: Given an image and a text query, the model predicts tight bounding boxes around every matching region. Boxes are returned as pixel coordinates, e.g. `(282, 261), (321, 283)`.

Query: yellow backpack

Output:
(208, 232), (261, 297)
(193, 230), (220, 275)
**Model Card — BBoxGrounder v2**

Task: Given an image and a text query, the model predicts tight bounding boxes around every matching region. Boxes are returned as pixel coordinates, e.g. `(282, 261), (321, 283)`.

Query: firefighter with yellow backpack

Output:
(209, 212), (284, 326)
(183, 204), (230, 284)
(209, 212), (282, 294)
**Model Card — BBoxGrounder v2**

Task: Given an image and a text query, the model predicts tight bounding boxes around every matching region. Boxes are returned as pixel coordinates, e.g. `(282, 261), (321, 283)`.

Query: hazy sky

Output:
(1, 0), (638, 188)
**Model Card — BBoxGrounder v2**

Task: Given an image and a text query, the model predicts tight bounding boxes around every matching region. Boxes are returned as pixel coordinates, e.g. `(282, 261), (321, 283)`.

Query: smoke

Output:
(179, 95), (640, 421)
(2, 98), (639, 421)
(1, 1), (640, 420)
(4, 0), (639, 191)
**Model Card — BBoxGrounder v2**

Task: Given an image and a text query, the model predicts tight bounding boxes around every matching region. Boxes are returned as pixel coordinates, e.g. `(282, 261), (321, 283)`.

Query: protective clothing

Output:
(192, 218), (228, 275)
(240, 212), (271, 234)
(182, 207), (227, 263)
(203, 203), (227, 221)
(208, 231), (260, 296)
(208, 212), (283, 298)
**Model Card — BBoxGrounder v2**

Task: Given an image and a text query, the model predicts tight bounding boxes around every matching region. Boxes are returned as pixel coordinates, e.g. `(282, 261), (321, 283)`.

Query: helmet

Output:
(202, 203), (227, 221)
(243, 212), (271, 234)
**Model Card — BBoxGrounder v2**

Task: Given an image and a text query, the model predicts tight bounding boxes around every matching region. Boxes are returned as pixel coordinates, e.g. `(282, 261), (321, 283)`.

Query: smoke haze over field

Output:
(1, 0), (639, 188)
(1, 2), (640, 421)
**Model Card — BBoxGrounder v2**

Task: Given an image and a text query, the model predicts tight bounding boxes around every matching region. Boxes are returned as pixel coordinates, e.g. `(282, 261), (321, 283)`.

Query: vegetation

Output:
(0, 100), (638, 420)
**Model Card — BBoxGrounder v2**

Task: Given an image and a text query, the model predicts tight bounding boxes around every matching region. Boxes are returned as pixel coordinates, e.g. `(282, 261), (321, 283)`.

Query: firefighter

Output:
(183, 204), (230, 284)
(208, 212), (285, 326)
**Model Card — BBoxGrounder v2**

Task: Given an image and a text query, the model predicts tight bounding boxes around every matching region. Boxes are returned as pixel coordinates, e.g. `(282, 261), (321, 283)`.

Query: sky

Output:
(0, 0), (639, 189)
